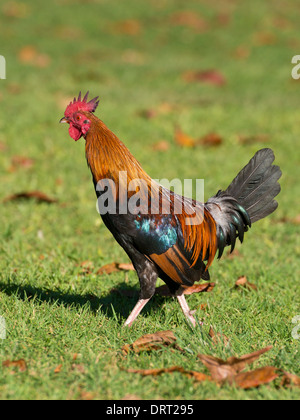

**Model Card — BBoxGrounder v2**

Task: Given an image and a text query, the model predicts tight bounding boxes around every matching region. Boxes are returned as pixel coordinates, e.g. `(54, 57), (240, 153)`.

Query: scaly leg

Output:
(124, 298), (151, 327)
(176, 293), (198, 327)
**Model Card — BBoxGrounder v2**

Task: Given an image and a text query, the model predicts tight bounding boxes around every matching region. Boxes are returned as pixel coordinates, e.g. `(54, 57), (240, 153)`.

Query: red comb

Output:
(64, 91), (99, 118)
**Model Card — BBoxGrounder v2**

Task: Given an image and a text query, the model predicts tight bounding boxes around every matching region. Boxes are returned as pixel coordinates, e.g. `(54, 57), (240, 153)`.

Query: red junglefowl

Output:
(60, 92), (281, 327)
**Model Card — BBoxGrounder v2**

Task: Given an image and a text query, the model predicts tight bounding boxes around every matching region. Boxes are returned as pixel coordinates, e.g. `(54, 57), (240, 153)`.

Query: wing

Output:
(129, 187), (218, 287)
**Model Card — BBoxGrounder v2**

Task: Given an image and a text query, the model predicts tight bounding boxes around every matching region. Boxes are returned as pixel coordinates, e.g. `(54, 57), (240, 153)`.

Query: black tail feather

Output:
(225, 148), (282, 223)
(206, 148), (281, 258)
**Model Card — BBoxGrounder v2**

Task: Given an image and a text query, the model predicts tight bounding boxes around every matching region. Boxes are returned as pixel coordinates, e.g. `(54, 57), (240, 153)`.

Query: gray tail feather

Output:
(206, 148), (281, 259)
(224, 148), (281, 223)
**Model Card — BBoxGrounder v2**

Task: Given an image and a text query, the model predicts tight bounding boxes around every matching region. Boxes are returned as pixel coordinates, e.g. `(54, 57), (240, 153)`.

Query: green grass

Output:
(0, 0), (300, 400)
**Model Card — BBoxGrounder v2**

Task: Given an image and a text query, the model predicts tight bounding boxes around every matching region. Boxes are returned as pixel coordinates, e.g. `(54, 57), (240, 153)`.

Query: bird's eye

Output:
(76, 115), (81, 121)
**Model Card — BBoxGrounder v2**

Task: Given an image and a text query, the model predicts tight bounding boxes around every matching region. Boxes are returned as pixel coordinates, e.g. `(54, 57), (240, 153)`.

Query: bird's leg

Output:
(176, 292), (198, 327)
(124, 298), (151, 327)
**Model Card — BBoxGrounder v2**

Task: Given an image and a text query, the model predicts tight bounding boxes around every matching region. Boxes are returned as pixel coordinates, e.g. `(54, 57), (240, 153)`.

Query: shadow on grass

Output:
(0, 280), (165, 323)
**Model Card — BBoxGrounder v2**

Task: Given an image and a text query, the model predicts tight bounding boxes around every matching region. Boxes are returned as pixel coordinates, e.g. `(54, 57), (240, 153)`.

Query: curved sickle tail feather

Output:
(206, 148), (282, 259)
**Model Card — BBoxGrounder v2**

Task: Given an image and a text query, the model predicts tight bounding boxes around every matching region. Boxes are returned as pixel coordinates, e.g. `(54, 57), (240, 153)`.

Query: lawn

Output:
(0, 0), (299, 400)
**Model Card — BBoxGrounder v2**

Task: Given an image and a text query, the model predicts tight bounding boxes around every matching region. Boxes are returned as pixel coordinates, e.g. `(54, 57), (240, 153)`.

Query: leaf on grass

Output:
(155, 282), (215, 297)
(238, 134), (269, 145)
(174, 126), (196, 148)
(233, 366), (279, 389)
(122, 330), (180, 354)
(124, 365), (210, 383)
(97, 262), (135, 275)
(170, 10), (208, 32)
(198, 132), (223, 147)
(3, 1), (30, 18)
(182, 69), (226, 86)
(235, 276), (257, 291)
(9, 155), (34, 172)
(281, 372), (300, 387)
(198, 346), (272, 383)
(2, 359), (27, 372)
(54, 364), (63, 374)
(18, 45), (51, 68)
(3, 191), (57, 204)
(112, 19), (142, 36)
(152, 141), (170, 152)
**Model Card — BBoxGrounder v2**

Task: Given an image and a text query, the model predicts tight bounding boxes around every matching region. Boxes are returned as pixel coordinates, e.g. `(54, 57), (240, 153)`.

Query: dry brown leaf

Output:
(182, 69), (226, 86)
(113, 19), (142, 36)
(156, 282), (214, 297)
(3, 191), (57, 204)
(2, 359), (27, 372)
(3, 1), (30, 18)
(121, 394), (141, 400)
(235, 276), (257, 291)
(198, 346), (272, 383)
(238, 133), (269, 145)
(80, 391), (96, 400)
(281, 371), (300, 387)
(152, 141), (170, 152)
(170, 10), (208, 32)
(18, 45), (51, 68)
(125, 365), (210, 383)
(97, 262), (135, 275)
(122, 330), (180, 354)
(9, 155), (34, 172)
(182, 283), (215, 295)
(54, 364), (63, 374)
(233, 366), (279, 389)
(174, 126), (196, 148)
(198, 132), (223, 147)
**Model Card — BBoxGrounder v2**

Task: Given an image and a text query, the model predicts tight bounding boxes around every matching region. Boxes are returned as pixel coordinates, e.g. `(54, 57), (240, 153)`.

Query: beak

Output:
(59, 117), (69, 124)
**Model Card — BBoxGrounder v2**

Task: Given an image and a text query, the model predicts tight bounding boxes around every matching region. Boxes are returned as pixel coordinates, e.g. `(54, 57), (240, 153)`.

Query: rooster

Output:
(60, 92), (281, 327)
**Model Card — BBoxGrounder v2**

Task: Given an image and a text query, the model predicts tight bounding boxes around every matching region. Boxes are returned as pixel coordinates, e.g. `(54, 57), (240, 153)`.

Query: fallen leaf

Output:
(233, 366), (279, 389)
(124, 365), (210, 383)
(152, 141), (170, 152)
(97, 262), (135, 275)
(198, 132), (223, 147)
(3, 359), (27, 372)
(235, 276), (257, 291)
(78, 260), (94, 275)
(2, 1), (30, 18)
(121, 394), (141, 400)
(174, 126), (196, 148)
(182, 69), (226, 86)
(238, 133), (269, 145)
(3, 191), (57, 204)
(0, 141), (7, 151)
(156, 282), (215, 297)
(9, 155), (34, 172)
(198, 346), (272, 383)
(18, 45), (51, 68)
(281, 371), (300, 387)
(254, 32), (277, 46)
(54, 364), (63, 374)
(113, 19), (142, 35)
(122, 330), (180, 354)
(170, 10), (208, 32)
(80, 391), (96, 400)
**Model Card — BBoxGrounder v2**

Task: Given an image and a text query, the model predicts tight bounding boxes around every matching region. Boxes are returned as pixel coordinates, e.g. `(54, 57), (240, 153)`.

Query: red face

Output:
(61, 113), (91, 141)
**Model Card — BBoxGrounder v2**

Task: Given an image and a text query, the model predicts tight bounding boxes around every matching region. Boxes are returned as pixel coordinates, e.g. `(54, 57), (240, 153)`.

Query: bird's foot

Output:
(176, 293), (201, 327)
(124, 298), (150, 327)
